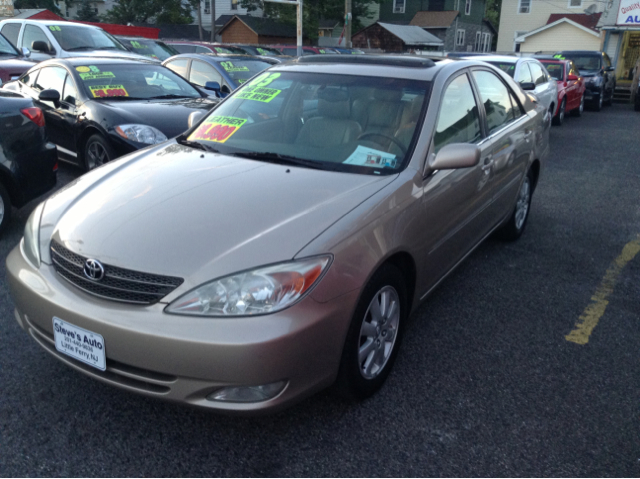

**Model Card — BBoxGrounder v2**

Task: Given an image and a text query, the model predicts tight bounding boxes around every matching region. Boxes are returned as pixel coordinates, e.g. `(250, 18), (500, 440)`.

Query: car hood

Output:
(48, 142), (396, 293)
(66, 50), (151, 61)
(93, 97), (218, 138)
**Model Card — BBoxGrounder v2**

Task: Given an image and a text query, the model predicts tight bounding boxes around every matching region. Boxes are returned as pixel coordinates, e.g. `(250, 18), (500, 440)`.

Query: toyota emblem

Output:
(83, 259), (105, 281)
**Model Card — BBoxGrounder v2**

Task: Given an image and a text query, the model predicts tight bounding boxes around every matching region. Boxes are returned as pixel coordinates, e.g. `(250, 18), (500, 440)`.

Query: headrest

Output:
(367, 101), (402, 128)
(318, 88), (350, 119)
(401, 95), (424, 124)
(373, 88), (403, 101)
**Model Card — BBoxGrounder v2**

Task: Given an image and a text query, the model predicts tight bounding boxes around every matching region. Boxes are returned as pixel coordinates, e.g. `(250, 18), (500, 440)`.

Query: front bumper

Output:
(6, 244), (358, 414)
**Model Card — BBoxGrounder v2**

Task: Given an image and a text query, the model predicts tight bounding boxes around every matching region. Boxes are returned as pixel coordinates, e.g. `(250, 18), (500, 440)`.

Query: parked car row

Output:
(4, 52), (552, 415)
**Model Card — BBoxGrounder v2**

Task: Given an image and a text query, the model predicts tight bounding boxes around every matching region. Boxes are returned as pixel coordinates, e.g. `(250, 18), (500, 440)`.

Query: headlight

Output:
(586, 76), (602, 86)
(22, 201), (45, 268)
(166, 255), (332, 317)
(115, 124), (168, 145)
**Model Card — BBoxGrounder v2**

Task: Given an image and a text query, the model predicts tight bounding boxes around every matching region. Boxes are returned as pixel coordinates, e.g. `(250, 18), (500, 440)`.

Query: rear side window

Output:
(516, 63), (533, 84)
(189, 60), (221, 87)
(195, 45), (213, 53)
(164, 58), (189, 78)
(529, 62), (547, 85)
(1, 23), (21, 46)
(171, 44), (196, 53)
(21, 25), (52, 52)
(472, 70), (519, 134)
(434, 73), (482, 152)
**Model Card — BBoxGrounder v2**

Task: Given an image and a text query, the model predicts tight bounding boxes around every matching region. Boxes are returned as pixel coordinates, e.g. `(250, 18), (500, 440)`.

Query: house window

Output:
(204, 0), (210, 14)
(456, 29), (466, 46)
(65, 4), (70, 17)
(482, 32), (491, 52)
(231, 0), (238, 9)
(475, 31), (481, 50)
(94, 7), (99, 14)
(465, 0), (471, 15)
(518, 0), (531, 13)
(568, 0), (582, 6)
(393, 0), (406, 13)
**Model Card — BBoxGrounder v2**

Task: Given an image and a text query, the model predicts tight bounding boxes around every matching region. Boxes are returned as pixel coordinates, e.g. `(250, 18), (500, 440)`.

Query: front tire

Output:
(84, 134), (114, 171)
(592, 89), (603, 112)
(497, 169), (534, 241)
(336, 264), (407, 400)
(0, 182), (11, 237)
(552, 98), (565, 126)
(571, 94), (584, 117)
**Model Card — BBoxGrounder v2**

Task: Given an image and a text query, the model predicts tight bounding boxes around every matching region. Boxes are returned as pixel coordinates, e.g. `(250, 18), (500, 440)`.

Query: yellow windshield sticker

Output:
(80, 72), (115, 81)
(188, 116), (247, 143)
(130, 40), (147, 49)
(220, 61), (249, 72)
(48, 25), (62, 32)
(257, 48), (267, 55)
(236, 86), (281, 103)
(76, 66), (91, 73)
(89, 84), (129, 98)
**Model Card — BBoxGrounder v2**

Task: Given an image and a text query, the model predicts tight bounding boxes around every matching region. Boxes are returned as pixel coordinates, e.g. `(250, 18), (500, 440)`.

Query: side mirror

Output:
(187, 111), (205, 129)
(428, 143), (481, 171)
(31, 41), (51, 54)
(39, 89), (60, 105)
(204, 81), (221, 92)
(21, 46), (31, 58)
(221, 84), (231, 94)
(567, 74), (579, 81)
(520, 82), (536, 91)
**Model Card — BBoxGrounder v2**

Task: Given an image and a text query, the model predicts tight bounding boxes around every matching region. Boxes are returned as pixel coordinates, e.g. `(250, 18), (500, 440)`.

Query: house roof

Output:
(378, 22), (443, 45)
(409, 11), (459, 28)
(547, 13), (602, 30)
(218, 15), (297, 38)
(516, 17), (601, 42)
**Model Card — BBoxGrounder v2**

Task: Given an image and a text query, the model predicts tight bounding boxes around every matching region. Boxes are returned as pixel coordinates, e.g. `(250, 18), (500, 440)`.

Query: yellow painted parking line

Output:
(566, 235), (640, 345)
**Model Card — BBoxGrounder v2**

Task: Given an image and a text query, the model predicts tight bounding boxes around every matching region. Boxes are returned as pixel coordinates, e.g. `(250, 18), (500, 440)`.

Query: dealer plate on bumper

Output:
(53, 317), (106, 371)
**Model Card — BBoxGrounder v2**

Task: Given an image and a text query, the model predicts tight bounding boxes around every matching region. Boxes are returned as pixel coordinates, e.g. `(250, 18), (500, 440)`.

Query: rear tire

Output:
(552, 98), (565, 126)
(0, 182), (12, 237)
(84, 134), (114, 171)
(336, 264), (407, 400)
(497, 169), (534, 241)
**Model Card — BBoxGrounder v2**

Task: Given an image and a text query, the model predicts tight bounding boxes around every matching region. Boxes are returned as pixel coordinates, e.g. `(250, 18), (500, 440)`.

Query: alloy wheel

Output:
(515, 177), (531, 230)
(579, 95), (584, 114)
(358, 285), (401, 380)
(559, 100), (565, 122)
(87, 141), (109, 169)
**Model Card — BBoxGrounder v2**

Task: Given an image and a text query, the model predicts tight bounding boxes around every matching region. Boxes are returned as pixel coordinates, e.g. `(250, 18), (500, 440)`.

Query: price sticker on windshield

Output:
(220, 61), (249, 72)
(80, 71), (116, 81)
(188, 116), (247, 143)
(89, 84), (129, 98)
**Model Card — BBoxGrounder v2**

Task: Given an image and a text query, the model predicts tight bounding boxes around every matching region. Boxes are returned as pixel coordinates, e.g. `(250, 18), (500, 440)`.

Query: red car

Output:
(0, 32), (34, 86)
(539, 58), (586, 126)
(271, 45), (338, 56)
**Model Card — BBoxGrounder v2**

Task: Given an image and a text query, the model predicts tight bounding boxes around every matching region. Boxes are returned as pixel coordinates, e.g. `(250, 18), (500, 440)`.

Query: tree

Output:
(102, 0), (193, 24)
(75, 1), (100, 22)
(188, 0), (203, 40)
(239, 0), (381, 41)
(14, 0), (61, 15)
(484, 0), (501, 33)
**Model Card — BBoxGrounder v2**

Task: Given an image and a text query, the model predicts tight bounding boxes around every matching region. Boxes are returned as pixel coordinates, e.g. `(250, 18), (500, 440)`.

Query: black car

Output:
(116, 36), (180, 62)
(162, 54), (277, 93)
(0, 90), (57, 235)
(635, 82), (640, 111)
(2, 57), (219, 170)
(555, 50), (616, 111)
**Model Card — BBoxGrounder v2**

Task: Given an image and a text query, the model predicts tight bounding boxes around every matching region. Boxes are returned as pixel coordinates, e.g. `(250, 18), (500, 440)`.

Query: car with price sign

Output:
(1, 57), (218, 170)
(116, 36), (180, 62)
(162, 53), (277, 95)
(6, 55), (549, 414)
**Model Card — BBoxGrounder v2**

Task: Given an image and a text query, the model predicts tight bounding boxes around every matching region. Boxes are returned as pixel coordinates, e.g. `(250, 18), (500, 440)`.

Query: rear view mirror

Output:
(31, 41), (51, 54)
(39, 89), (60, 106)
(520, 82), (536, 91)
(188, 111), (205, 129)
(428, 143), (480, 171)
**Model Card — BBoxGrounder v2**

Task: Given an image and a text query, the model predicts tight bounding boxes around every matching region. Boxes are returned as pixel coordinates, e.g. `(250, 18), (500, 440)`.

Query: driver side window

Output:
(434, 73), (482, 153)
(21, 25), (52, 53)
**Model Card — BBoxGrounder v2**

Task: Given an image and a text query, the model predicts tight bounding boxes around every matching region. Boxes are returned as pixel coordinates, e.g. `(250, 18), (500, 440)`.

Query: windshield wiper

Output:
(229, 151), (332, 170)
(148, 94), (191, 100)
(176, 137), (220, 153)
(67, 46), (119, 51)
(92, 96), (147, 101)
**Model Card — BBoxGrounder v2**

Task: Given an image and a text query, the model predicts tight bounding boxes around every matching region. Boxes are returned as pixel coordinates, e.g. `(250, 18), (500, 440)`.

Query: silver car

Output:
(7, 56), (550, 414)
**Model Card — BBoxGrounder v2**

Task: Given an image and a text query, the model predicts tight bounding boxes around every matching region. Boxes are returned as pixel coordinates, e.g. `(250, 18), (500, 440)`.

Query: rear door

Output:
(529, 61), (554, 113)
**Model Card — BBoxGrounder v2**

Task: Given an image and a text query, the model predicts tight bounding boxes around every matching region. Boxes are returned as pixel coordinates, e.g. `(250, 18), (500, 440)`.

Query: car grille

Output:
(50, 240), (184, 305)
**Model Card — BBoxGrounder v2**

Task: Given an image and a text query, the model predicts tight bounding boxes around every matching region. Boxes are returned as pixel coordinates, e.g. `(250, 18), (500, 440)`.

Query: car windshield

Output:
(219, 60), (274, 85)
(0, 33), (18, 55)
(48, 25), (128, 52)
(560, 54), (600, 71)
(75, 63), (202, 100)
(121, 38), (179, 61)
(543, 62), (564, 80)
(214, 45), (247, 54)
(255, 46), (282, 56)
(485, 62), (516, 77)
(183, 71), (429, 175)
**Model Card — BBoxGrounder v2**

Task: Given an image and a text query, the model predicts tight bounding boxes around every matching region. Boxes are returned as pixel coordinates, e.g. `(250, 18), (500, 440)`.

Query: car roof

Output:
(167, 53), (272, 62)
(40, 57), (159, 67)
(1, 19), (99, 28)
(467, 55), (524, 64)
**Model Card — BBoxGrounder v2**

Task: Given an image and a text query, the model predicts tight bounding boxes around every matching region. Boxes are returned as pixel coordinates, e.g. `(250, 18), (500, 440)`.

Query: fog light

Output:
(207, 381), (287, 403)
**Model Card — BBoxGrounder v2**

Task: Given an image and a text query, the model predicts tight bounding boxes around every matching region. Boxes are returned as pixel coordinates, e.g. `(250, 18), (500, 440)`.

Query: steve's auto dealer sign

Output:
(617, 0), (640, 25)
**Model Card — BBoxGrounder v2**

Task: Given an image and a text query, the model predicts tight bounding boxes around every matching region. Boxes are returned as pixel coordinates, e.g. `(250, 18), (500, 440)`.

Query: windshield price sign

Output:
(89, 84), (129, 98)
(617, 0), (640, 25)
(188, 116), (247, 143)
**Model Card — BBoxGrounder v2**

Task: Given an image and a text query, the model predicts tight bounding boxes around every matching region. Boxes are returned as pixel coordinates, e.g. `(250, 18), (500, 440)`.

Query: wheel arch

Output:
(530, 158), (541, 192)
(76, 126), (107, 165)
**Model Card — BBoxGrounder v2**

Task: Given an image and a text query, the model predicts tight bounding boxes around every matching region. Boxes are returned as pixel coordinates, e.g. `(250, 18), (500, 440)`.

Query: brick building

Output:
(218, 14), (297, 45)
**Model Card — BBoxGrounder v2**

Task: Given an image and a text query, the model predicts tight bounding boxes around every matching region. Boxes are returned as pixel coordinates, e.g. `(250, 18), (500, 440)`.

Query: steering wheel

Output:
(357, 132), (407, 156)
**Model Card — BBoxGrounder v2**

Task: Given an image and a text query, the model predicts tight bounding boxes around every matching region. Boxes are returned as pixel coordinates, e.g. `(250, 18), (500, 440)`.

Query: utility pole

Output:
(345, 0), (352, 48)
(264, 0), (303, 57)
(210, 0), (216, 41)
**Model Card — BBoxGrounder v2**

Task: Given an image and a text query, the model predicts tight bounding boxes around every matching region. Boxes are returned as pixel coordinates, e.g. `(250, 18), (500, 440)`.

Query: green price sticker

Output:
(236, 85), (281, 103)
(130, 41), (147, 49)
(79, 71), (116, 81)
(48, 25), (62, 32)
(220, 61), (249, 72)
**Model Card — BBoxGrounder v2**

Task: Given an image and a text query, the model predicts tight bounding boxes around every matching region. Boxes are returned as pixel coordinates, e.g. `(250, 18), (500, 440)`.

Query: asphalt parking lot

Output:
(1, 103), (639, 477)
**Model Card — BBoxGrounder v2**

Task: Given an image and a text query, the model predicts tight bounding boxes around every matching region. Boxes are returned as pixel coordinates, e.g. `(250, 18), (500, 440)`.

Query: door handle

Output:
(481, 155), (494, 171)
(524, 130), (533, 142)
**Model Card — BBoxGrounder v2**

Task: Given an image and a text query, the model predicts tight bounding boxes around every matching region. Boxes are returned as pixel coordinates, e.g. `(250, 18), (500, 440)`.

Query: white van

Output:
(0, 20), (149, 62)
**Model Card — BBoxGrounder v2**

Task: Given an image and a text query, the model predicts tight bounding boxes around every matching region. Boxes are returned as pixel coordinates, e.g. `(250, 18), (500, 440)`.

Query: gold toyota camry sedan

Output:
(7, 55), (550, 414)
